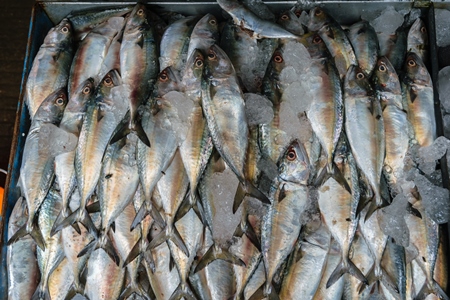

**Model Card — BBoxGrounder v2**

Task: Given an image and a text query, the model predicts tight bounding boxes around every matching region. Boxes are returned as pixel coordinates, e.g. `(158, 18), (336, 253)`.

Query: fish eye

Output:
(408, 59), (416, 67)
(314, 8), (323, 16)
(104, 76), (114, 86)
(378, 64), (387, 72)
(55, 96), (65, 106)
(356, 72), (365, 79)
(287, 147), (297, 161)
(313, 35), (322, 44)
(281, 14), (289, 20)
(61, 26), (69, 33)
(137, 9), (144, 16)
(82, 86), (91, 94)
(295, 10), (302, 17)
(195, 58), (204, 67)
(159, 72), (169, 82)
(421, 26), (427, 34)
(207, 52), (216, 60)
(273, 54), (283, 63)
(209, 19), (217, 26)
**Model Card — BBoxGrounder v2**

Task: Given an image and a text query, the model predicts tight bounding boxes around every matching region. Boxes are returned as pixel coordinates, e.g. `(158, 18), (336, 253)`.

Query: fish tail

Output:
(131, 202), (165, 231)
(248, 282), (280, 300)
(52, 208), (82, 235)
(233, 216), (261, 251)
(194, 243), (245, 273)
(78, 230), (120, 266)
(8, 218), (46, 250)
(314, 162), (352, 194)
(175, 190), (205, 224)
(168, 282), (197, 300)
(31, 283), (51, 300)
(416, 280), (450, 300)
(51, 207), (98, 238)
(327, 257), (368, 289)
(234, 179), (270, 212)
(123, 237), (144, 267)
(364, 194), (389, 222)
(64, 281), (85, 300)
(110, 112), (150, 147)
(147, 225), (189, 257)
(233, 182), (246, 213)
(118, 281), (153, 300)
(359, 264), (399, 295)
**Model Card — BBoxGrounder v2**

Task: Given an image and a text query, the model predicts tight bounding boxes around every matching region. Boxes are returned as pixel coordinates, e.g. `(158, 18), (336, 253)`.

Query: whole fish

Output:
(347, 21), (379, 77)
(259, 140), (310, 297)
(402, 52), (436, 147)
(25, 18), (73, 119)
(67, 6), (132, 41)
(78, 134), (139, 265)
(344, 65), (386, 220)
(53, 77), (95, 234)
(7, 197), (39, 300)
(407, 18), (428, 66)
(111, 4), (159, 146)
(185, 14), (219, 69)
(308, 7), (357, 79)
(8, 88), (68, 250)
(217, 0), (299, 39)
(178, 50), (214, 221)
(33, 188), (66, 300)
(202, 44), (270, 211)
(373, 56), (410, 195)
(160, 16), (199, 76)
(68, 16), (123, 101)
(279, 224), (331, 299)
(53, 70), (127, 237)
(317, 135), (367, 288)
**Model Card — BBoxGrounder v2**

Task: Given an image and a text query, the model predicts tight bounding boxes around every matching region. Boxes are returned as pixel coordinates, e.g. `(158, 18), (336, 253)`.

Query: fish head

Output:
(300, 32), (328, 59)
(345, 65), (374, 98)
(72, 77), (96, 107)
(125, 3), (148, 32)
(308, 7), (329, 32)
(373, 57), (402, 108)
(185, 49), (205, 82)
(44, 18), (73, 47)
(204, 44), (235, 80)
(409, 18), (427, 45)
(278, 140), (310, 184)
(97, 69), (122, 97)
(35, 88), (68, 124)
(403, 52), (431, 87)
(154, 67), (181, 97)
(193, 14), (219, 41)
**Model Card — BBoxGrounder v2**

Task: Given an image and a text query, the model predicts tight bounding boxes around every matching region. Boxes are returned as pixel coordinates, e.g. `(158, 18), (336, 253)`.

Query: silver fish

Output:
(186, 14), (219, 68)
(347, 21), (379, 77)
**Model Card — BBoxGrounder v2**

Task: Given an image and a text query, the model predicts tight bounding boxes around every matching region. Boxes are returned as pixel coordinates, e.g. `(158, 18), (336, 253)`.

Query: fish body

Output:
(344, 65), (386, 219)
(9, 89), (68, 249)
(25, 18), (73, 119)
(403, 52), (436, 147)
(407, 18), (428, 66)
(7, 198), (39, 300)
(373, 56), (409, 194)
(308, 8), (357, 79)
(347, 20), (379, 77)
(378, 27), (407, 71)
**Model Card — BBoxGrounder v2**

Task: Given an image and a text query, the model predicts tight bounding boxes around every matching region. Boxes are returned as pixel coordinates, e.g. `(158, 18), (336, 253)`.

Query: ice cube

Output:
(282, 40), (312, 75)
(281, 80), (312, 113)
(244, 93), (274, 126)
(299, 10), (310, 27)
(417, 136), (450, 175)
(439, 66), (450, 114)
(370, 6), (404, 35)
(39, 123), (78, 157)
(163, 91), (194, 145)
(378, 194), (410, 247)
(435, 9), (450, 47)
(414, 173), (450, 224)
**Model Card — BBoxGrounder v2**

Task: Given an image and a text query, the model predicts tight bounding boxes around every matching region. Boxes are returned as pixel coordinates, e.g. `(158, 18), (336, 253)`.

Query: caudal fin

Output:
(327, 257), (368, 289)
(8, 219), (46, 250)
(110, 111), (150, 147)
(364, 195), (389, 222)
(53, 208), (82, 235)
(248, 282), (280, 300)
(64, 281), (85, 300)
(130, 202), (165, 232)
(194, 243), (245, 273)
(118, 281), (153, 300)
(51, 207), (98, 238)
(233, 181), (270, 214)
(416, 280), (450, 300)
(168, 282), (197, 300)
(31, 283), (51, 300)
(77, 231), (120, 266)
(233, 216), (261, 251)
(124, 236), (156, 274)
(358, 264), (398, 295)
(174, 190), (205, 224)
(314, 162), (352, 194)
(147, 225), (189, 257)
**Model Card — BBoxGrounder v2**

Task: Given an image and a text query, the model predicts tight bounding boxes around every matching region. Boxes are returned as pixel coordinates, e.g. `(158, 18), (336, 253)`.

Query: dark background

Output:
(0, 0), (35, 187)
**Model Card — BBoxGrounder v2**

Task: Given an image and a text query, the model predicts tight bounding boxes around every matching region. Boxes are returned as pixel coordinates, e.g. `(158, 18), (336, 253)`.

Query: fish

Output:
(378, 27), (407, 72)
(407, 18), (428, 66)
(217, 0), (300, 39)
(308, 7), (357, 79)
(33, 188), (66, 300)
(258, 140), (310, 297)
(52, 70), (127, 237)
(307, 58), (348, 193)
(24, 18), (73, 119)
(347, 21), (379, 77)
(8, 88), (68, 250)
(297, 32), (330, 60)
(185, 14), (219, 69)
(402, 52), (436, 147)
(111, 4), (159, 146)
(344, 65), (387, 220)
(67, 6), (133, 41)
(7, 197), (40, 300)
(53, 77), (96, 235)
(68, 16), (123, 102)
(317, 134), (367, 288)
(77, 134), (139, 265)
(373, 56), (410, 195)
(381, 238), (407, 299)
(47, 258), (73, 300)
(159, 16), (199, 76)
(202, 44), (270, 211)
(277, 10), (305, 36)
